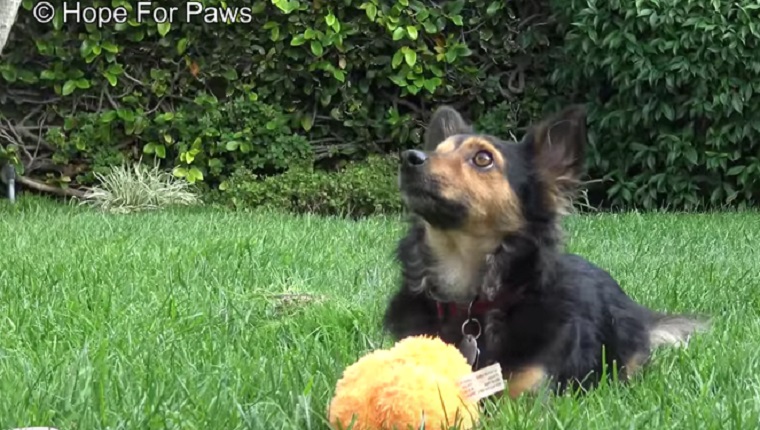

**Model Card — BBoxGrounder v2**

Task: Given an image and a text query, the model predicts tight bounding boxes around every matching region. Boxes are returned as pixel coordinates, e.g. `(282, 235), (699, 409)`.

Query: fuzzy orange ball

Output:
(327, 336), (480, 430)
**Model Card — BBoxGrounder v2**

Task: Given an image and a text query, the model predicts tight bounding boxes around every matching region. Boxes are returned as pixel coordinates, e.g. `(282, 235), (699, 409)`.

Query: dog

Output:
(382, 104), (709, 398)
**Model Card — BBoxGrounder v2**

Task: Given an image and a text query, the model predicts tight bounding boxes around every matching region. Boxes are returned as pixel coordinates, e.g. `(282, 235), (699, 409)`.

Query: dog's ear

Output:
(523, 104), (587, 192)
(424, 106), (472, 150)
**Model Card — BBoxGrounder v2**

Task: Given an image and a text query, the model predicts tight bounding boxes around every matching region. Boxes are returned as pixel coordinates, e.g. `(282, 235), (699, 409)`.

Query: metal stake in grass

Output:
(1, 162), (16, 203)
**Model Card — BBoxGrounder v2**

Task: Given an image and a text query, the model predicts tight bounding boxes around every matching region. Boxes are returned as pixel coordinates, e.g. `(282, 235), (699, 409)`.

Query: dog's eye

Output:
(472, 150), (493, 168)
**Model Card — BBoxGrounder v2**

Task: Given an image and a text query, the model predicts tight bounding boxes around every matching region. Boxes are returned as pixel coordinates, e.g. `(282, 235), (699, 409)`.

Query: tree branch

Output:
(16, 175), (86, 198)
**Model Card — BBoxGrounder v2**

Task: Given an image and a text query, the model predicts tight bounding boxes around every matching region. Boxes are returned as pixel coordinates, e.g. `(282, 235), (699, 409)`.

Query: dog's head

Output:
(399, 104), (587, 238)
(398, 105), (587, 301)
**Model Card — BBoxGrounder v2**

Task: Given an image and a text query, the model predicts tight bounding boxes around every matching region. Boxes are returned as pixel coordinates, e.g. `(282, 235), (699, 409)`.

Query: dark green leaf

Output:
(403, 48), (417, 67)
(291, 35), (306, 46)
(392, 27), (405, 41)
(310, 40), (324, 56)
(406, 26), (418, 40)
(365, 3), (377, 21)
(62, 80), (77, 96)
(392, 50), (404, 69)
(157, 22), (171, 37)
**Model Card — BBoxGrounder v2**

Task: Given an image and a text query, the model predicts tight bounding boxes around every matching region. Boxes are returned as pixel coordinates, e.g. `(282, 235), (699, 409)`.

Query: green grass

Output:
(1, 196), (759, 430)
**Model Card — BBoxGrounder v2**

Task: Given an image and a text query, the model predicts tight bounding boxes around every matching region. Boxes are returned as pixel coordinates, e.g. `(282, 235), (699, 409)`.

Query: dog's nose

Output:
(402, 149), (428, 167)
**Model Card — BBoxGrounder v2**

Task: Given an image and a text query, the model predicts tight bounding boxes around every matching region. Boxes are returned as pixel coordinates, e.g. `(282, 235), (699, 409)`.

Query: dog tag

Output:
(458, 334), (480, 368)
(458, 362), (505, 402)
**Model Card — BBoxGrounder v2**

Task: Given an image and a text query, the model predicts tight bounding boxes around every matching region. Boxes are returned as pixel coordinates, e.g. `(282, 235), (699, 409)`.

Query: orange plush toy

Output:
(327, 336), (496, 430)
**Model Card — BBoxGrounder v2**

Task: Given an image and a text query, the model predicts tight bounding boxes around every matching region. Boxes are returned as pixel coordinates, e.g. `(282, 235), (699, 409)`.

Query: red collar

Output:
(435, 287), (527, 321)
(435, 298), (494, 320)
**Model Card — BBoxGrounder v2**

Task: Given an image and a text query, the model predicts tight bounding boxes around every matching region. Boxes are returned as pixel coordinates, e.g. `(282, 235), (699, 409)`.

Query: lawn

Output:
(1, 197), (759, 430)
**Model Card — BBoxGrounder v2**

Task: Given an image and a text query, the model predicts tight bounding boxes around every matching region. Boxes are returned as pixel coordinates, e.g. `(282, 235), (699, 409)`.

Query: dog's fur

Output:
(382, 104), (709, 398)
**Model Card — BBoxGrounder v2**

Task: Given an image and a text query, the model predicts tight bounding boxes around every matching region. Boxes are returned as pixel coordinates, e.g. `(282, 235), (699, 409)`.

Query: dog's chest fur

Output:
(433, 255), (481, 297)
(425, 228), (502, 300)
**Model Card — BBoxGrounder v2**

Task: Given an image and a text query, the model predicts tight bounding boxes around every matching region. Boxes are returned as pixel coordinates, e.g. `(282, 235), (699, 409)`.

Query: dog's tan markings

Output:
(429, 137), (523, 234)
(434, 137), (459, 153)
(621, 353), (648, 380)
(459, 137), (507, 171)
(504, 366), (547, 398)
(429, 137), (523, 237)
(423, 136), (525, 298)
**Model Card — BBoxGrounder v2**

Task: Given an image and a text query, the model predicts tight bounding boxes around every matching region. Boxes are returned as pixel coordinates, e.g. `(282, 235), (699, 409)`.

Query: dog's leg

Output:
(382, 288), (439, 340)
(503, 365), (547, 398)
(618, 350), (651, 382)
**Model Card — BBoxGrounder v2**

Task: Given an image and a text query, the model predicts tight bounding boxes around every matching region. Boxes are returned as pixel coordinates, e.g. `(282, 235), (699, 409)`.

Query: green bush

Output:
(220, 155), (402, 217)
(551, 0), (760, 210)
(0, 0), (551, 194)
(43, 93), (311, 187)
(473, 93), (546, 140)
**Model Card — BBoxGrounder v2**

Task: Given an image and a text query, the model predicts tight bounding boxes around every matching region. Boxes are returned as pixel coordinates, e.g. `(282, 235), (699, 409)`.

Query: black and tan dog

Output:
(382, 104), (708, 398)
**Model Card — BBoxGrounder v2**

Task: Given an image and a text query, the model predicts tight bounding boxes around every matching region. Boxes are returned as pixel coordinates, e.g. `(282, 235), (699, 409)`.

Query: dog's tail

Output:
(647, 312), (710, 348)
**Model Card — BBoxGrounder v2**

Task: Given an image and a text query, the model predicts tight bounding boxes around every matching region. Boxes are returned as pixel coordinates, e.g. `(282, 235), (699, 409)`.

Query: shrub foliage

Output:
(2, 0), (759, 211)
(0, 0), (549, 196)
(551, 0), (760, 209)
(219, 155), (402, 217)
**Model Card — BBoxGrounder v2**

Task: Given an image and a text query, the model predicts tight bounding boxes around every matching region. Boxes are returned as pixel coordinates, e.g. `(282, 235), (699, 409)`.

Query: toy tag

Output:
(457, 334), (479, 368)
(457, 362), (505, 402)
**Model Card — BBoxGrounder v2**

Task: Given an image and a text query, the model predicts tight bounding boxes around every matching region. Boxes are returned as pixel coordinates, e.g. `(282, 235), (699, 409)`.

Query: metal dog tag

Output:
(458, 334), (480, 368)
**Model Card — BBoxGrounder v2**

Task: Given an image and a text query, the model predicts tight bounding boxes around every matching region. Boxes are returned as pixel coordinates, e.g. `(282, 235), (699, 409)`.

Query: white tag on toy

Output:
(457, 362), (505, 402)
(457, 334), (479, 368)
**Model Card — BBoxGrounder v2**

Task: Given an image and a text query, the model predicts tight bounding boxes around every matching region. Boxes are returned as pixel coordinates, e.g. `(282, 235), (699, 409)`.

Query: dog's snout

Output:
(402, 149), (428, 167)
